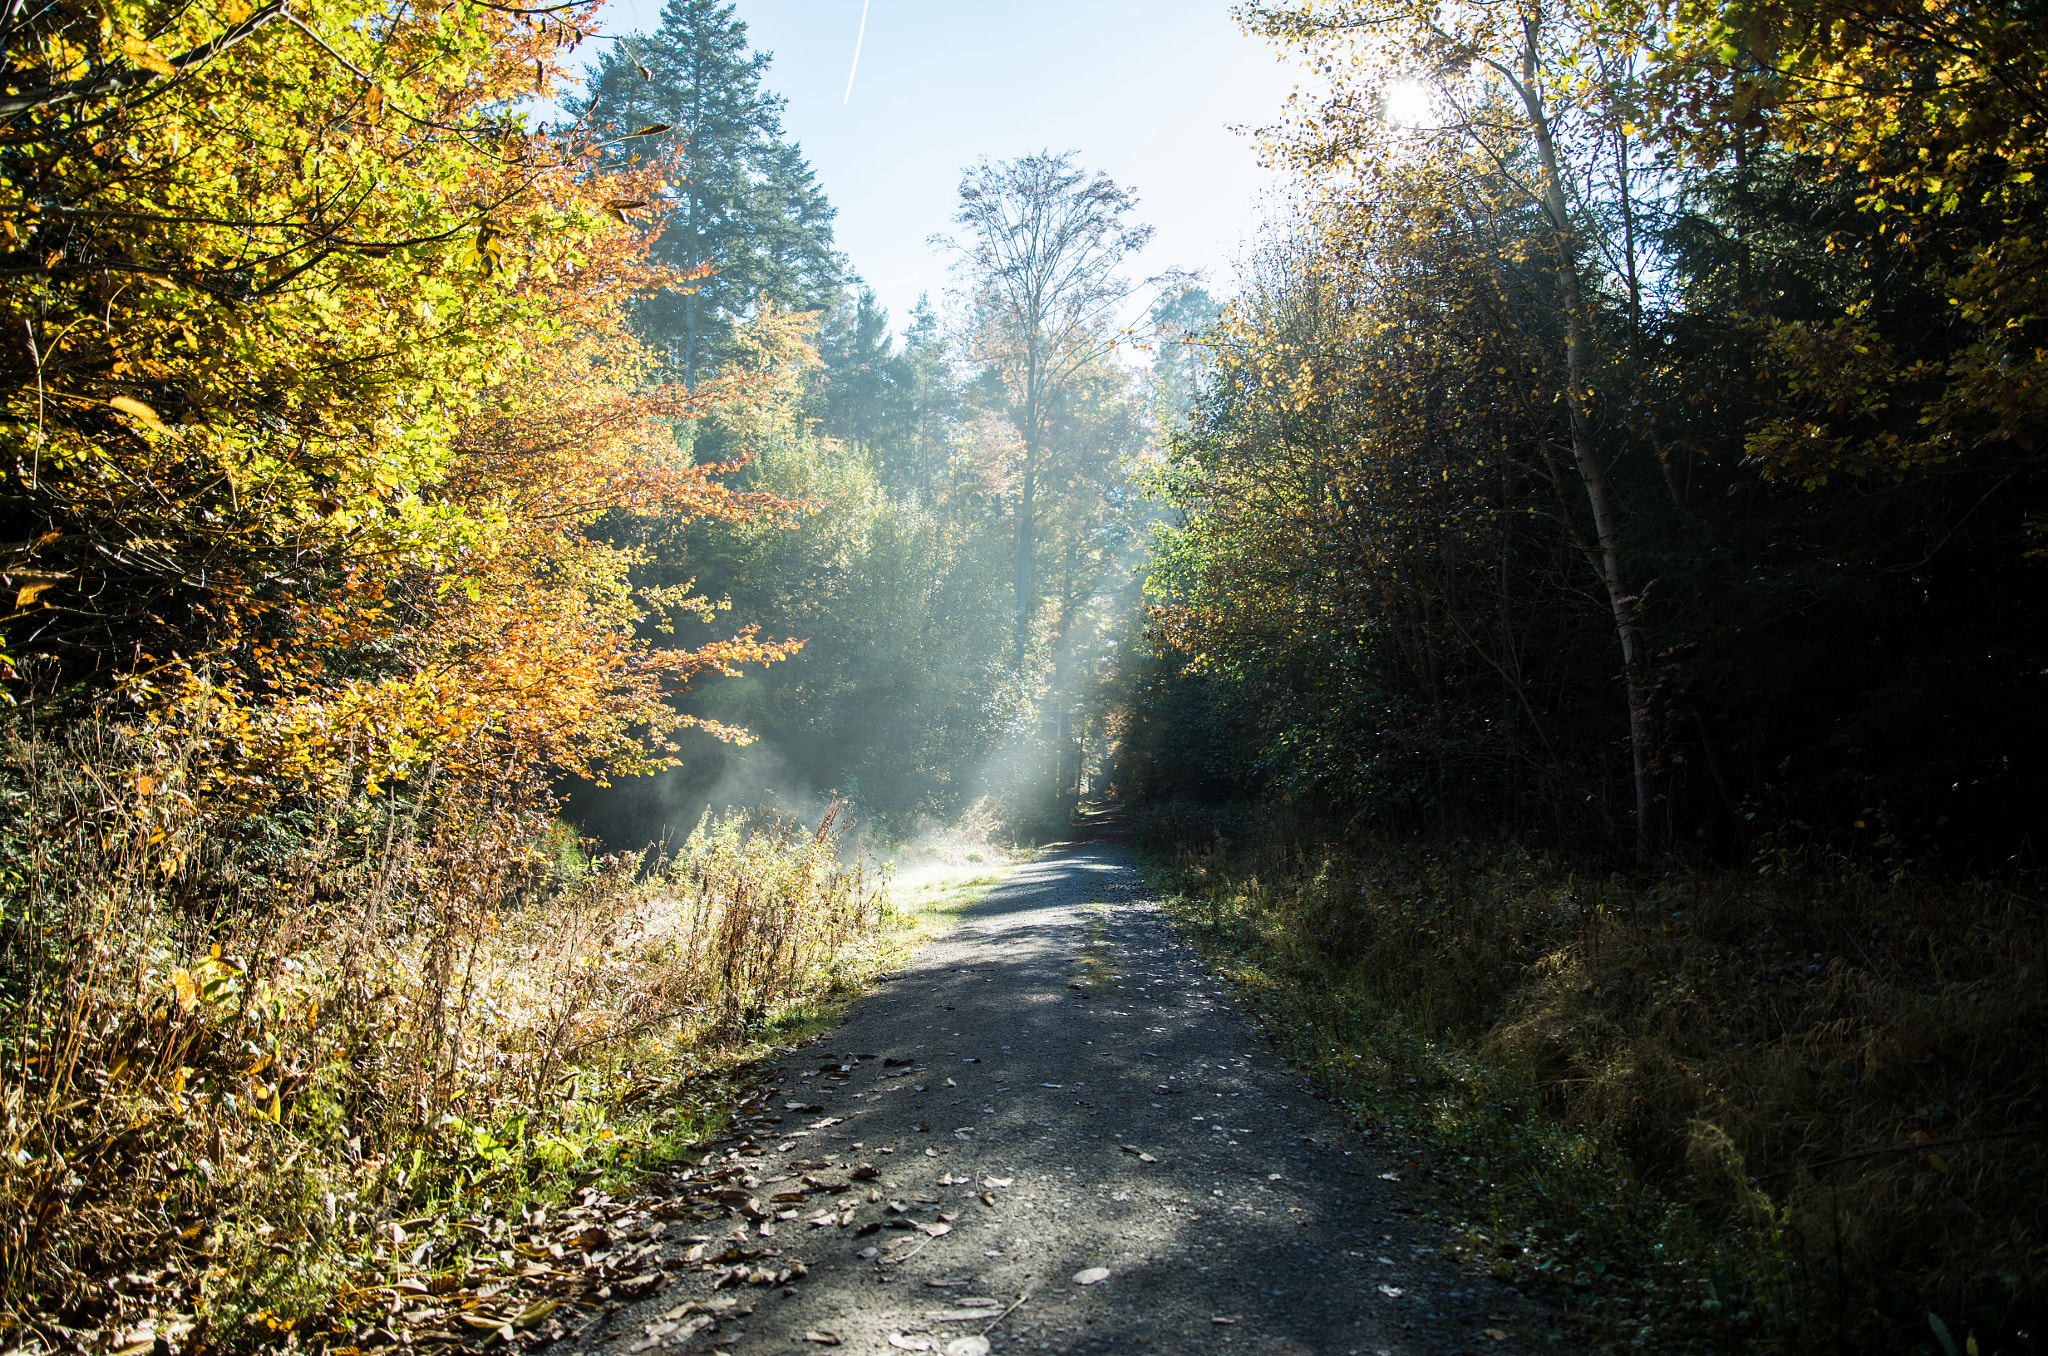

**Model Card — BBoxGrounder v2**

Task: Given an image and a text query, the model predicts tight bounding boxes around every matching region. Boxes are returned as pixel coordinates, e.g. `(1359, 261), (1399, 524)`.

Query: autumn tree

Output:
(1245, 0), (1663, 861)
(0, 0), (809, 814)
(936, 152), (1156, 671)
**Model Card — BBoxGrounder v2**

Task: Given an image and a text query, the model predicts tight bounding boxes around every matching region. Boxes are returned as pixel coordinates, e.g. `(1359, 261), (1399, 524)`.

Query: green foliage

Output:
(579, 0), (843, 385)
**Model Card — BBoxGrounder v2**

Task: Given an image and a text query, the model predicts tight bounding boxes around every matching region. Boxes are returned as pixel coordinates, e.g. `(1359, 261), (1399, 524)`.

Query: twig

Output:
(979, 1292), (1030, 1337)
(878, 1235), (932, 1267)
(1748, 1130), (2038, 1183)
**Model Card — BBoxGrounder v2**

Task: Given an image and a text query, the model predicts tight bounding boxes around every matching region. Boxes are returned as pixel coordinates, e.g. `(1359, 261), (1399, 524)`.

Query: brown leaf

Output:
(802, 1330), (843, 1345)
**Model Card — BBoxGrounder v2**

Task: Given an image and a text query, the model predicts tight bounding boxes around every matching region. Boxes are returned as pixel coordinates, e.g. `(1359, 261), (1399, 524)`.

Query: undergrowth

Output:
(1130, 801), (2045, 1355)
(0, 711), (937, 1352)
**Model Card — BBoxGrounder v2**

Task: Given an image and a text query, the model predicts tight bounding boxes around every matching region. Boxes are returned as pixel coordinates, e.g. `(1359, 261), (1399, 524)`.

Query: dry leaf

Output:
(1484, 1328), (1510, 1342)
(802, 1330), (842, 1345)
(1071, 1267), (1110, 1286)
(944, 1339), (991, 1356)
(887, 1337), (934, 1353)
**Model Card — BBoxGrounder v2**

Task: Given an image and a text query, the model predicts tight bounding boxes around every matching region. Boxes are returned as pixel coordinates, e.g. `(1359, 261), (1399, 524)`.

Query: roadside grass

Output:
(1129, 802), (2044, 1356)
(0, 714), (1015, 1353)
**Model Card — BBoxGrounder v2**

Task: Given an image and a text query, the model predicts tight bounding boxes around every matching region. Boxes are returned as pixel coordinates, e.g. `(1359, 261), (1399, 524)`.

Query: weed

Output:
(0, 712), (900, 1351)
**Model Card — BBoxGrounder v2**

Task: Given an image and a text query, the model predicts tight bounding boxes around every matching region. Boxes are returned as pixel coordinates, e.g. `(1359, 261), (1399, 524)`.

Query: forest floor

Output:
(550, 816), (1566, 1356)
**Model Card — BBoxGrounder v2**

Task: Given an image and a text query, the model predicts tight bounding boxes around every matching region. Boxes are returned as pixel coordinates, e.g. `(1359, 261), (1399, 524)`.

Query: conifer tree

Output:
(582, 0), (843, 385)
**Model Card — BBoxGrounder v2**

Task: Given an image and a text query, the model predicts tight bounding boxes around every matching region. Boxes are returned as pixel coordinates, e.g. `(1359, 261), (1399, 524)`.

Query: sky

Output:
(585, 0), (1307, 338)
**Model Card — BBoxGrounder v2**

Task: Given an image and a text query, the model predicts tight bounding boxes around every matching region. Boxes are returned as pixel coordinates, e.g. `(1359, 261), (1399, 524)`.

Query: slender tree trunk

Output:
(1013, 448), (1035, 669)
(684, 293), (698, 390)
(1518, 28), (1655, 865)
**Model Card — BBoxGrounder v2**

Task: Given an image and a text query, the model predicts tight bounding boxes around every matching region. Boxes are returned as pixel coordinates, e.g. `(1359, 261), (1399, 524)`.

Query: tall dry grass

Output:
(1134, 802), (2045, 1354)
(0, 713), (889, 1351)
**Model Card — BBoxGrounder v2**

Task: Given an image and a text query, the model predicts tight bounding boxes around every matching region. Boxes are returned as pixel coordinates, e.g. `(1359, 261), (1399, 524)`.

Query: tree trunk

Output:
(1518, 26), (1655, 865)
(1012, 448), (1035, 670)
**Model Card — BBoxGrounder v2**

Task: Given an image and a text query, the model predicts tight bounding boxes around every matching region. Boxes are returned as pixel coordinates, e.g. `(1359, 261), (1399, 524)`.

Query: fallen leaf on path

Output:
(859, 1247), (881, 1259)
(945, 1078), (957, 1087)
(851, 1164), (881, 1180)
(1484, 1329), (1510, 1341)
(887, 1337), (935, 1352)
(917, 1222), (953, 1237)
(944, 1339), (991, 1356)
(1071, 1268), (1110, 1286)
(1378, 1284), (1405, 1298)
(803, 1330), (842, 1345)
(1211, 1316), (1237, 1325)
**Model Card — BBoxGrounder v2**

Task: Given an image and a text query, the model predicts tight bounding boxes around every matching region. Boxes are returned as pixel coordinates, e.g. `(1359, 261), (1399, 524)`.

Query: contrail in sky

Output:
(843, 0), (869, 105)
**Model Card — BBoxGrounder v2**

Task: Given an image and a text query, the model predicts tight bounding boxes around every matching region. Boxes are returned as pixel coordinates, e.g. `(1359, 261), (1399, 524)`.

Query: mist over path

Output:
(585, 824), (1564, 1356)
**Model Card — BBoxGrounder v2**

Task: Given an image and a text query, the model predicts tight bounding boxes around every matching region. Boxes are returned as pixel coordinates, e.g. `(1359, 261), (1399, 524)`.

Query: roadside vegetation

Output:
(1115, 4), (2048, 1352)
(0, 707), (906, 1346)
(1131, 808), (2044, 1353)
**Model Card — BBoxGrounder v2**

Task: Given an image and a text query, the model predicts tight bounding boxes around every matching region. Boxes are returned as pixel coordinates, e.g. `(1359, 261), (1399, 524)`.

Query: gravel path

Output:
(578, 836), (1564, 1356)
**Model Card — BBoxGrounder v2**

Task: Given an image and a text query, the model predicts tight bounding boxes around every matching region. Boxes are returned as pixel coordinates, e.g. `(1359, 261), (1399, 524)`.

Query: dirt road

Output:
(577, 837), (1561, 1356)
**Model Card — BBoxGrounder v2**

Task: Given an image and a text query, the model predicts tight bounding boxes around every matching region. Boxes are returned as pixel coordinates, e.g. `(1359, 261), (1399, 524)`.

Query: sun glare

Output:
(1382, 78), (1434, 129)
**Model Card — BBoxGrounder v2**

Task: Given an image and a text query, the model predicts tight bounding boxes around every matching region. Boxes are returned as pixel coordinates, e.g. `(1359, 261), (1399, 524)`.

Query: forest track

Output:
(577, 829), (1567, 1356)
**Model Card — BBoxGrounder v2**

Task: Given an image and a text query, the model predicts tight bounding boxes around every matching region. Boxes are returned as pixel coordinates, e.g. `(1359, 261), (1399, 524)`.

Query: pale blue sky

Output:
(585, 1), (1305, 335)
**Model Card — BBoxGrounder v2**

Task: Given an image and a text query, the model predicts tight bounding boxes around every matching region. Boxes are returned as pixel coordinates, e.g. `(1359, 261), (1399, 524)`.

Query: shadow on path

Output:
(578, 837), (1567, 1356)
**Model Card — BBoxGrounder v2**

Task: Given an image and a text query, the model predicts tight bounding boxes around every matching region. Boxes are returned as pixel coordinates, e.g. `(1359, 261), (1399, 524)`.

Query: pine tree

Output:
(582, 0), (843, 385)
